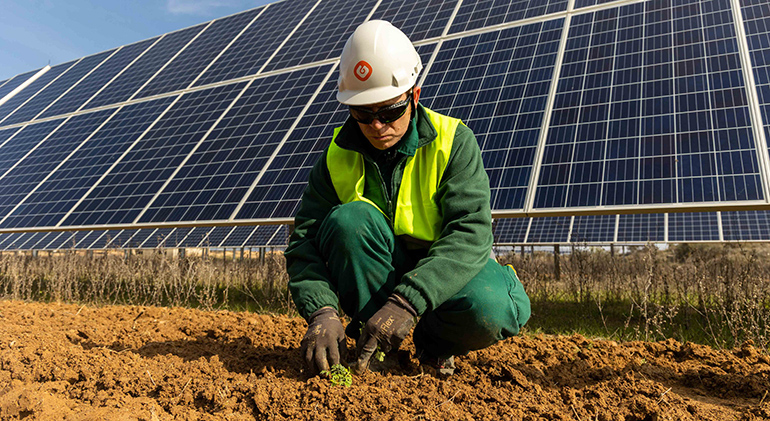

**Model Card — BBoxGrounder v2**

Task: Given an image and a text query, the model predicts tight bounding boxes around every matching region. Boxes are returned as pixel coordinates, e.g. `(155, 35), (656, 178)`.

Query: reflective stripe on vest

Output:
(326, 107), (460, 242)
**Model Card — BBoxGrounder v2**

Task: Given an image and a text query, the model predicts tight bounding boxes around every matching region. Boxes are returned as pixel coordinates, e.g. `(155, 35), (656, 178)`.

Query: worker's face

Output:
(355, 87), (421, 150)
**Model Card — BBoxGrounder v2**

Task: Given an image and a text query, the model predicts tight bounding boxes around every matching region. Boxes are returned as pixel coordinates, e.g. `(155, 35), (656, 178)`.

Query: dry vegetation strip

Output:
(0, 243), (769, 351)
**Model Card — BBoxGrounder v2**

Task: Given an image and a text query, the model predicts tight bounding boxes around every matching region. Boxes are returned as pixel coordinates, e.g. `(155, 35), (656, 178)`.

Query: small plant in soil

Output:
(321, 364), (352, 387)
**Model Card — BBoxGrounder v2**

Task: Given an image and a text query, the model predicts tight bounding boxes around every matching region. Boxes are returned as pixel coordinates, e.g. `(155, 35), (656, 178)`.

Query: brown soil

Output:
(0, 300), (768, 421)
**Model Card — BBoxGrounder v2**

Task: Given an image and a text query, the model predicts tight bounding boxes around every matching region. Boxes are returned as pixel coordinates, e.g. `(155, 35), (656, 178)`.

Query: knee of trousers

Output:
(317, 201), (392, 254)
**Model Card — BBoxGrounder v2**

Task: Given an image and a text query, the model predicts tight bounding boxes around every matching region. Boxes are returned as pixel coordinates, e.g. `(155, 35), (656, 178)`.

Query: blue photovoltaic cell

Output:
(492, 218), (529, 243)
(669, 212), (719, 242)
(36, 232), (67, 249)
(527, 216), (570, 243)
(1, 50), (115, 126)
(134, 9), (261, 100)
(202, 226), (234, 247)
(371, 0), (459, 41)
(140, 65), (331, 224)
(0, 62), (75, 124)
(449, 0), (568, 34)
(138, 228), (174, 248)
(535, 1), (761, 209)
(238, 45), (434, 220)
(162, 227), (194, 248)
(119, 229), (152, 248)
(0, 120), (63, 177)
(0, 127), (22, 149)
(18, 232), (48, 249)
(0, 69), (43, 102)
(62, 82), (246, 227)
(47, 232), (77, 249)
(722, 210), (770, 241)
(71, 231), (105, 249)
(0, 110), (113, 222)
(421, 22), (562, 211)
(570, 215), (616, 242)
(221, 226), (255, 247)
(617, 213), (664, 242)
(268, 225), (290, 246)
(83, 25), (205, 110)
(0, 233), (26, 250)
(179, 227), (213, 247)
(262, 0), (376, 72)
(39, 39), (157, 119)
(88, 230), (122, 249)
(246, 225), (279, 246)
(742, 1), (770, 161)
(103, 229), (138, 248)
(193, 0), (316, 87)
(1, 97), (175, 229)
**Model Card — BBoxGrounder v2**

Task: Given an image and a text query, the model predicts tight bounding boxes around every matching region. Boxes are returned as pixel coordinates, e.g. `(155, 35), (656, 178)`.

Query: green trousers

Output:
(316, 201), (531, 359)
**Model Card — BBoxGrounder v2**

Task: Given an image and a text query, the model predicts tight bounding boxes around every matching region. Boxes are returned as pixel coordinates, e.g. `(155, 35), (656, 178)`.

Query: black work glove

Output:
(300, 307), (346, 375)
(355, 293), (417, 373)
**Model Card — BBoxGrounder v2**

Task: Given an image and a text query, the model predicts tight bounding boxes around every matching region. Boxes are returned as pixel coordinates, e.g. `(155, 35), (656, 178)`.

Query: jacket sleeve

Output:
(394, 124), (493, 314)
(285, 149), (342, 320)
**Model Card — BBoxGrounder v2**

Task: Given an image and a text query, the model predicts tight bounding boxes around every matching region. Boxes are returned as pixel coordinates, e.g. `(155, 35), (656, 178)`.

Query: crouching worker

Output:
(285, 20), (530, 376)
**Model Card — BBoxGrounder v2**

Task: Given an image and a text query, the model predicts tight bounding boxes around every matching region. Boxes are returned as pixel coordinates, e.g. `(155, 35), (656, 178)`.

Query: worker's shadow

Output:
(81, 332), (306, 380)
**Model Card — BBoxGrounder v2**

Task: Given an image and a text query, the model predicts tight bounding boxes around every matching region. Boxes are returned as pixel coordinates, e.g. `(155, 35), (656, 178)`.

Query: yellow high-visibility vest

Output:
(326, 107), (460, 242)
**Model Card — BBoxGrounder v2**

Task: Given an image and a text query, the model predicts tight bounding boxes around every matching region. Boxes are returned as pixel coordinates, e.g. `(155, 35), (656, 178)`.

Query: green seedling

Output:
(321, 364), (352, 387)
(374, 348), (386, 362)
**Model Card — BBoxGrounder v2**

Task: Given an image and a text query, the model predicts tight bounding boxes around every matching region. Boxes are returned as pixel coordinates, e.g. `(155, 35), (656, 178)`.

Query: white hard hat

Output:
(337, 20), (422, 106)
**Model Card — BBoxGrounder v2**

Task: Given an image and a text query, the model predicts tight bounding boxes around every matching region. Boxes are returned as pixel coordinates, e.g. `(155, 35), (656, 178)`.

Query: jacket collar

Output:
(334, 104), (438, 158)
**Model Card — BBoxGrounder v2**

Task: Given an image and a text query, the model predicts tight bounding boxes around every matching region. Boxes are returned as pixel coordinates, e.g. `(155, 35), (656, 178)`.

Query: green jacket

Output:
(286, 104), (493, 319)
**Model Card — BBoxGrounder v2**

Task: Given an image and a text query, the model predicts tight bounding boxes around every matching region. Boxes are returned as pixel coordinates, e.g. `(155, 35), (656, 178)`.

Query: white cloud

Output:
(166, 0), (235, 15)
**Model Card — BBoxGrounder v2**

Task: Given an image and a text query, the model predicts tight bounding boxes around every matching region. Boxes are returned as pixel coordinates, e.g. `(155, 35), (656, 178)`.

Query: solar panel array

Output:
(3, 0), (770, 250)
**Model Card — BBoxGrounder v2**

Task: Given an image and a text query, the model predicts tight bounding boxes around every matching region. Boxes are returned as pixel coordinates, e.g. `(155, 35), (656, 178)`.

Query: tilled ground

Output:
(0, 300), (768, 420)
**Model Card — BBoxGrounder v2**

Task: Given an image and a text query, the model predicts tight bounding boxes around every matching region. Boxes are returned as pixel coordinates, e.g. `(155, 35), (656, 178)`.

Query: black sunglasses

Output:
(349, 94), (412, 124)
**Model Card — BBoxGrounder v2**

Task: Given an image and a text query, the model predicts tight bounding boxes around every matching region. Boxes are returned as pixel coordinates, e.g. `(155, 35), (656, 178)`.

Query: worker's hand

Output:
(300, 307), (346, 375)
(355, 294), (417, 373)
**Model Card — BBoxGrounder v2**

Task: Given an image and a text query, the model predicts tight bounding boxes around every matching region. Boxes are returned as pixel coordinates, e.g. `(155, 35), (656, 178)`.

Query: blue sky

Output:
(0, 0), (275, 81)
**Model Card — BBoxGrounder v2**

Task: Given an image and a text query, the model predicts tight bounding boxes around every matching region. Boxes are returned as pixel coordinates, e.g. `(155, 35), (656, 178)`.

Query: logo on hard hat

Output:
(354, 61), (372, 82)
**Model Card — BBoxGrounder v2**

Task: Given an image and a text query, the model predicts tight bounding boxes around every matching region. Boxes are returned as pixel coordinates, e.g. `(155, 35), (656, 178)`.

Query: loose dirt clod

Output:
(0, 300), (767, 420)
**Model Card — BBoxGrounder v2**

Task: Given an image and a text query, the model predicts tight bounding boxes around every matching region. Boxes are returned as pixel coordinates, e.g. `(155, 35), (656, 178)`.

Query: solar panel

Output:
(0, 68), (43, 102)
(38, 38), (157, 119)
(0, 61), (76, 122)
(722, 210), (770, 241)
(421, 21), (563, 211)
(221, 226), (256, 247)
(192, 0), (318, 86)
(1, 0), (770, 247)
(83, 24), (206, 110)
(133, 8), (263, 100)
(246, 225), (280, 246)
(0, 109), (114, 226)
(1, 97), (175, 229)
(0, 232), (25, 250)
(0, 120), (65, 177)
(62, 82), (247, 227)
(533, 1), (761, 210)
(268, 225), (290, 246)
(47, 231), (77, 249)
(493, 217), (529, 244)
(617, 213), (665, 242)
(448, 0), (568, 34)
(178, 227), (213, 248)
(262, 0), (375, 72)
(138, 65), (332, 224)
(527, 216), (570, 243)
(0, 50), (115, 126)
(371, 0), (459, 41)
(669, 212), (720, 242)
(570, 215), (616, 243)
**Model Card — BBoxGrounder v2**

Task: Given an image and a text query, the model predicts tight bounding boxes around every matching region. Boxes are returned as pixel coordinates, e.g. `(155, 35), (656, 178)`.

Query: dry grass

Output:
(498, 243), (770, 351)
(1, 243), (769, 351)
(0, 250), (292, 315)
